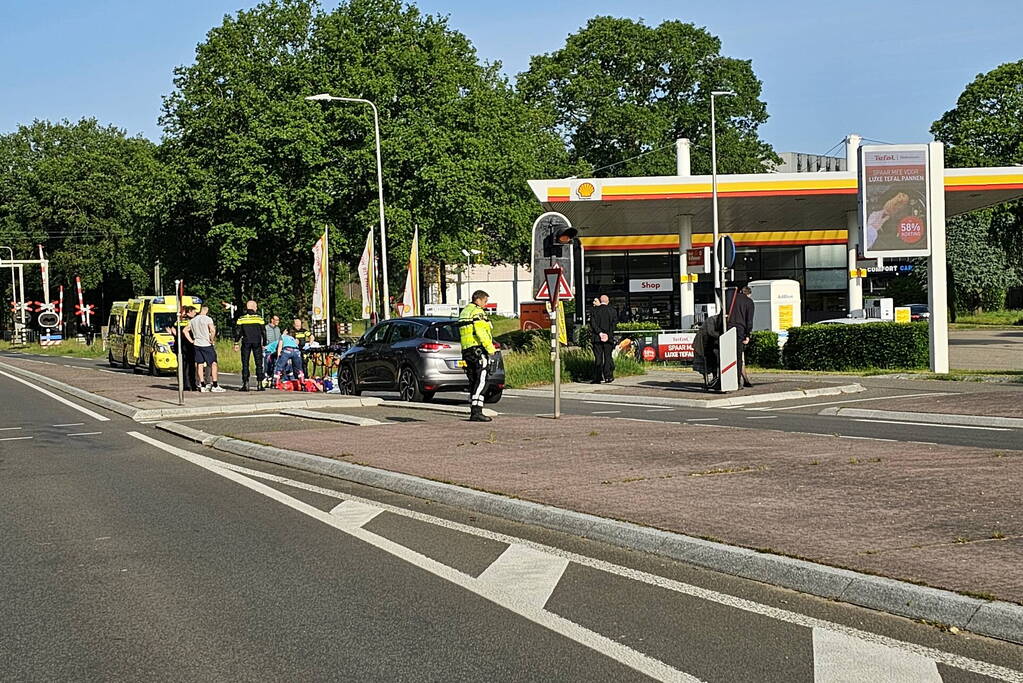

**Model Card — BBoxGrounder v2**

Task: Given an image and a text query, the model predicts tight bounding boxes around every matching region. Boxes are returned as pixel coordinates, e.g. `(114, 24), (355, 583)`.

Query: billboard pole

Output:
(927, 142), (949, 373)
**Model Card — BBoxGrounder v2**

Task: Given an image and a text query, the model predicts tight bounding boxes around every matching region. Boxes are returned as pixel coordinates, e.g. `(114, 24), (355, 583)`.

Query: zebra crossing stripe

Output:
(813, 628), (941, 682)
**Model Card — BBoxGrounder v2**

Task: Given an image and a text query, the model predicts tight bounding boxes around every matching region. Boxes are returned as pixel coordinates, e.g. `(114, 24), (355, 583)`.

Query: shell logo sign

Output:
(572, 180), (601, 201)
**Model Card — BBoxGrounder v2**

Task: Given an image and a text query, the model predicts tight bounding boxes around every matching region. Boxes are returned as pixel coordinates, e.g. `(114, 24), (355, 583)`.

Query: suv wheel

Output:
(338, 364), (360, 396)
(483, 387), (503, 404)
(108, 350), (117, 367)
(398, 366), (424, 402)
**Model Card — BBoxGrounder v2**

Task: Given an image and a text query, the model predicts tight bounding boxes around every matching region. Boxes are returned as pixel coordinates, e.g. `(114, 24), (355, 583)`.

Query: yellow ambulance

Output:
(121, 295), (203, 375)
(106, 301), (129, 367)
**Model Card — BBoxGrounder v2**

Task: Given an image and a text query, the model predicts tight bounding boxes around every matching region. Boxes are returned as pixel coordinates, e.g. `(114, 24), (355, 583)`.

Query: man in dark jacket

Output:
(589, 294), (618, 383)
(233, 300), (267, 391)
(725, 286), (755, 388)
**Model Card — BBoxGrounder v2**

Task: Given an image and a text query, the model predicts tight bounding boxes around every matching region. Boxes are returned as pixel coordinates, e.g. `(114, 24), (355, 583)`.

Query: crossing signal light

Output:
(543, 226), (578, 258)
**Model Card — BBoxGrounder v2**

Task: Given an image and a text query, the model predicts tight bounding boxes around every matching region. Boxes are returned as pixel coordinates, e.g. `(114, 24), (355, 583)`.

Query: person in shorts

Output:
(184, 305), (225, 392)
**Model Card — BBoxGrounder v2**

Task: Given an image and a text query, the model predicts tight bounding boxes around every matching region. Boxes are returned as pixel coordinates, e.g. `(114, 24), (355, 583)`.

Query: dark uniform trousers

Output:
(592, 341), (614, 382)
(241, 343), (264, 384)
(462, 346), (489, 408)
(177, 323), (197, 390)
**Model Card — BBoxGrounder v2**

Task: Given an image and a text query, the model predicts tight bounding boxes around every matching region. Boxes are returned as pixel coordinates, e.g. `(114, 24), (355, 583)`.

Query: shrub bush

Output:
(745, 330), (780, 368)
(495, 328), (547, 350)
(782, 322), (929, 371)
(503, 336), (645, 388)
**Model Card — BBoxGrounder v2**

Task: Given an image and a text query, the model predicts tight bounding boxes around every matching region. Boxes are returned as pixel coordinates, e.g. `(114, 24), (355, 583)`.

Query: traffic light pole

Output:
(175, 280), (184, 406)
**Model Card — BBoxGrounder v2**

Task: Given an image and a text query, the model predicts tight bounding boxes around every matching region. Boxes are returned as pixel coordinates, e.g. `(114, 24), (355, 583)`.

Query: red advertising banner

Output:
(656, 332), (696, 361)
(859, 145), (931, 258)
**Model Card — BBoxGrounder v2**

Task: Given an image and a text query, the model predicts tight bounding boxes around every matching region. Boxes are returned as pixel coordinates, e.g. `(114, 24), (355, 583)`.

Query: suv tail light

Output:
(418, 342), (451, 353)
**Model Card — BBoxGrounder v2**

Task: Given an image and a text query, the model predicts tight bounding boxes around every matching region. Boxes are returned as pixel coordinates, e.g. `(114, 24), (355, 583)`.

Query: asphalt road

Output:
(2, 365), (1023, 680)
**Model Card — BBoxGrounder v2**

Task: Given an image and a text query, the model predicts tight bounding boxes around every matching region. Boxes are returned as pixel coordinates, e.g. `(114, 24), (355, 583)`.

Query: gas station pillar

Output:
(845, 134), (863, 315)
(678, 214), (695, 328)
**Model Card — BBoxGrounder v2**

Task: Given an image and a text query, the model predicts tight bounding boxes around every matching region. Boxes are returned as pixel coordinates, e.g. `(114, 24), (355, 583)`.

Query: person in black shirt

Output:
(725, 286), (755, 389)
(233, 300), (267, 391)
(589, 294), (618, 383)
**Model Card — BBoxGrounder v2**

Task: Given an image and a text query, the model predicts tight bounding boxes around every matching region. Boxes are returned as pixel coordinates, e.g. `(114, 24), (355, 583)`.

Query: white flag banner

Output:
(311, 231), (327, 320)
(357, 229), (375, 320)
(398, 225), (420, 317)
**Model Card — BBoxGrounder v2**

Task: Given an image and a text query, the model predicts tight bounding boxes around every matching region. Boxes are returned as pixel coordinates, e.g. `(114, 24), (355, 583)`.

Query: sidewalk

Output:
(188, 411), (1023, 607)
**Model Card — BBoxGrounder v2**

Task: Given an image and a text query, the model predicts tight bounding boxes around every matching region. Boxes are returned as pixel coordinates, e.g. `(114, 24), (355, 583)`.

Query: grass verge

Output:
(952, 309), (1023, 326)
(503, 338), (645, 388)
(0, 340), (106, 359)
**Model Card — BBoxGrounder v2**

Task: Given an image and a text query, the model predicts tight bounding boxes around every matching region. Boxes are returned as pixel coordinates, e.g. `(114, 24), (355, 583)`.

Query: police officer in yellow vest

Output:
(458, 290), (496, 422)
(233, 300), (267, 391)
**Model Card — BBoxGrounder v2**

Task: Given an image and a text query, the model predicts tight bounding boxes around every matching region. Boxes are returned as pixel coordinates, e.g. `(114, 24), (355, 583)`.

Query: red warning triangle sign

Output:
(536, 269), (573, 301)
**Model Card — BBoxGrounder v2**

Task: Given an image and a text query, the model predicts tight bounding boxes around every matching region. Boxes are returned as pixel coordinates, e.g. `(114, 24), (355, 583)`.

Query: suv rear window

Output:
(430, 322), (460, 343)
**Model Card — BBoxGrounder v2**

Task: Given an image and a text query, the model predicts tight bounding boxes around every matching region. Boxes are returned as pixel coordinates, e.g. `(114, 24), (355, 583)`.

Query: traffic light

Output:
(542, 225), (578, 257)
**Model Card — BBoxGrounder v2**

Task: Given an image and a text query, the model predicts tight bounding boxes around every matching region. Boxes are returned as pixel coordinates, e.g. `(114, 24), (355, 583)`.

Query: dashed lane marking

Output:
(0, 436), (33, 442)
(128, 431), (694, 682)
(66, 432), (102, 437)
(748, 392), (957, 412)
(53, 423), (84, 427)
(0, 427), (23, 431)
(853, 419), (1011, 432)
(685, 418), (718, 422)
(144, 440), (1023, 682)
(583, 400), (675, 409)
(591, 410), (621, 415)
(746, 416), (778, 420)
(0, 369), (110, 421)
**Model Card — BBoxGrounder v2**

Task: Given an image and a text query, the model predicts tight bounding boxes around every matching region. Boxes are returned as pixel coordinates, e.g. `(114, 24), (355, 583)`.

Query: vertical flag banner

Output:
(357, 228), (375, 320)
(398, 225), (420, 317)
(311, 229), (328, 321)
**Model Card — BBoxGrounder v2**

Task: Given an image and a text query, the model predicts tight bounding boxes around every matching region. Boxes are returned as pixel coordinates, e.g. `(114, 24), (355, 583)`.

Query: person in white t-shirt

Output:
(184, 305), (225, 392)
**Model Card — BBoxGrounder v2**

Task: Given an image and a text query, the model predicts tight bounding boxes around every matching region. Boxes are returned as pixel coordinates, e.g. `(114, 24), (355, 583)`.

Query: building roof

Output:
(527, 167), (1023, 236)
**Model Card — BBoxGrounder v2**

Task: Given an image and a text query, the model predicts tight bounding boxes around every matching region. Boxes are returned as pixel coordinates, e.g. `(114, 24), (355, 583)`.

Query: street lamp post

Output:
(460, 248), (481, 304)
(306, 93), (391, 319)
(710, 90), (735, 336)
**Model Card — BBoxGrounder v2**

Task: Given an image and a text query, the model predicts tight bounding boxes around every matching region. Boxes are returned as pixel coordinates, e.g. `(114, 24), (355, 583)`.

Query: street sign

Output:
(530, 212), (574, 296)
(537, 267), (573, 302)
(716, 235), (736, 269)
(37, 311), (60, 328)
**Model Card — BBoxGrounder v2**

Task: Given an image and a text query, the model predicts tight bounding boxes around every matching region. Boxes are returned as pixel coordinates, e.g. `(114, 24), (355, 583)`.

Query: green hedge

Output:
(782, 322), (929, 371)
(494, 328), (547, 350)
(745, 330), (781, 368)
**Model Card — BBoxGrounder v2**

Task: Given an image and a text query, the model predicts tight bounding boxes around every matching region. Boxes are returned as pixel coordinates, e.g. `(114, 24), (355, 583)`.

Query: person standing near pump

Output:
(233, 300), (267, 392)
(458, 290), (495, 422)
(725, 285), (755, 389)
(184, 305), (225, 392)
(589, 294), (618, 383)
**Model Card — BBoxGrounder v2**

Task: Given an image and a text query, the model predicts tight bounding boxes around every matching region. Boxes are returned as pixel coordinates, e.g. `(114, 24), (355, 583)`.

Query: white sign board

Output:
(628, 278), (674, 293)
(859, 144), (932, 258)
(656, 332), (696, 361)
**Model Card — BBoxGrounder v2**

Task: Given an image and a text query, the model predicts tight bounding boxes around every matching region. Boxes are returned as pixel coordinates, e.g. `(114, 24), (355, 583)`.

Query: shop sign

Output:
(656, 332), (696, 361)
(628, 278), (674, 293)
(859, 145), (932, 258)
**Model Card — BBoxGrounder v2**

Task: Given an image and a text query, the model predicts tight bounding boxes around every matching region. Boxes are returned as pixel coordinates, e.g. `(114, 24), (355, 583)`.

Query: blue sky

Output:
(2, 0), (1021, 156)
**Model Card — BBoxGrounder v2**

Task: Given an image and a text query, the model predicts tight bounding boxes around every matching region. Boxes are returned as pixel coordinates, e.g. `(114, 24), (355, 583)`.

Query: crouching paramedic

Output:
(458, 290), (495, 422)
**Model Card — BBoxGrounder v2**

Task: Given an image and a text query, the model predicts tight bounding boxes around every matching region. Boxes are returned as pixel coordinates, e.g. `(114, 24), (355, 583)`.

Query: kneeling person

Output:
(458, 290), (495, 422)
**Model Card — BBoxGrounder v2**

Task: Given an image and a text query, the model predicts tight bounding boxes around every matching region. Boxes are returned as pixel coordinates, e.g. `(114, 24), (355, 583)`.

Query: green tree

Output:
(0, 118), (164, 307)
(931, 60), (1023, 274)
(159, 0), (565, 317)
(517, 16), (778, 177)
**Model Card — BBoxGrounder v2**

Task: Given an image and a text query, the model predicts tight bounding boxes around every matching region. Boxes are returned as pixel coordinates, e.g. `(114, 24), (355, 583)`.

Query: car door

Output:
(354, 322), (391, 386)
(379, 321), (422, 388)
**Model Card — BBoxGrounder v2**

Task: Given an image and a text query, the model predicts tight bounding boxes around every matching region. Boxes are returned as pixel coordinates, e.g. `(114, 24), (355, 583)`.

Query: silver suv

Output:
(337, 317), (505, 403)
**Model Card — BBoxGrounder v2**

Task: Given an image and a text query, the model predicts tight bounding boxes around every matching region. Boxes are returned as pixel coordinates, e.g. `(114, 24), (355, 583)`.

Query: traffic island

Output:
(156, 412), (1023, 644)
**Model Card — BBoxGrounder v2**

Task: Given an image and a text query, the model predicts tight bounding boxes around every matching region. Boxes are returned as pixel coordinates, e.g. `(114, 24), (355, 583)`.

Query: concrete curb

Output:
(507, 383), (865, 409)
(378, 400), (498, 418)
(281, 408), (382, 427)
(153, 420), (1022, 645)
(0, 360), (382, 422)
(820, 406), (1023, 429)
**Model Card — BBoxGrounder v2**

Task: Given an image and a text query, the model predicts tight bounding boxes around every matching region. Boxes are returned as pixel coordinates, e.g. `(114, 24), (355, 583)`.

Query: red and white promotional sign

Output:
(859, 144), (931, 258)
(657, 332), (696, 361)
(686, 247), (711, 274)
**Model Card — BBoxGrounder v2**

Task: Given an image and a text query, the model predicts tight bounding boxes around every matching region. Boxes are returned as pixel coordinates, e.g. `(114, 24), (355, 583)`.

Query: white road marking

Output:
(127, 432), (694, 682)
(165, 446), (1022, 682)
(685, 418), (718, 422)
(590, 410), (621, 415)
(615, 417), (677, 424)
(853, 419), (1010, 432)
(583, 400), (673, 409)
(646, 408), (676, 412)
(838, 435), (897, 442)
(0, 427), (22, 431)
(97, 369), (120, 375)
(750, 392), (957, 412)
(172, 414), (290, 423)
(478, 544), (569, 610)
(66, 432), (102, 437)
(746, 416), (777, 420)
(0, 436), (32, 442)
(53, 423), (84, 427)
(329, 500), (383, 527)
(812, 627), (941, 682)
(0, 370), (109, 421)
